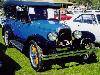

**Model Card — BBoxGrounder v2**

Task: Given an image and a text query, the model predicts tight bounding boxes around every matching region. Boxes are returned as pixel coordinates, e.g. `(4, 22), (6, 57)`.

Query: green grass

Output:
(1, 28), (100, 75)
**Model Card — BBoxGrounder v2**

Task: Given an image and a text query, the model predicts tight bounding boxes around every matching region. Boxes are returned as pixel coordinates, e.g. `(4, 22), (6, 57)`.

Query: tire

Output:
(82, 53), (90, 63)
(79, 52), (97, 64)
(88, 52), (97, 63)
(29, 40), (43, 71)
(78, 53), (89, 64)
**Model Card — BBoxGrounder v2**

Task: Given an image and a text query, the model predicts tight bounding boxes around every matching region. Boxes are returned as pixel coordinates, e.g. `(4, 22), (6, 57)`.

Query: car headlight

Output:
(73, 30), (82, 39)
(48, 32), (58, 41)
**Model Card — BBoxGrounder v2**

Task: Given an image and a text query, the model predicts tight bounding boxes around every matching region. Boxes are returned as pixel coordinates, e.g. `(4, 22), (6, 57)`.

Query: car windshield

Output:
(96, 14), (100, 24)
(28, 7), (59, 20)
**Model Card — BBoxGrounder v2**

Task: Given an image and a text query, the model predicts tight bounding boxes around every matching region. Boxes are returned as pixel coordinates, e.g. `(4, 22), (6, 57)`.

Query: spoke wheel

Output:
(83, 54), (89, 60)
(30, 44), (39, 68)
(29, 40), (43, 71)
(79, 53), (90, 64)
(80, 53), (97, 64)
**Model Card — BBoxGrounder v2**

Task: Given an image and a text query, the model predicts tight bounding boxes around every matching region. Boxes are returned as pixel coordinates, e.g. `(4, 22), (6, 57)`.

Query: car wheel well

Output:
(23, 35), (47, 56)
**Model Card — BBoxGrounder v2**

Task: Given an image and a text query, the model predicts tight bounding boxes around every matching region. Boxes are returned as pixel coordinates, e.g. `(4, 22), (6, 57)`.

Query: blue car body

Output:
(6, 19), (62, 41)
(3, 1), (96, 51)
(3, 1), (73, 54)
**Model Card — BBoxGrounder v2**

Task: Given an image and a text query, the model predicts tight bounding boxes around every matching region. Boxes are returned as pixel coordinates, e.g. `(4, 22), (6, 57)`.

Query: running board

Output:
(10, 40), (24, 52)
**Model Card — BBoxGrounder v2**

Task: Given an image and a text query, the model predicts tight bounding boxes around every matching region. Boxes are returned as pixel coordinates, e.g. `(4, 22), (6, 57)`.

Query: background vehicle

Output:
(2, 1), (97, 71)
(65, 11), (100, 45)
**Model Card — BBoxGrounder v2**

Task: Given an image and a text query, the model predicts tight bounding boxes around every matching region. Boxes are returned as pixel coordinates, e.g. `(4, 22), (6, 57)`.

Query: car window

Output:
(4, 5), (16, 19)
(16, 6), (29, 22)
(82, 14), (97, 24)
(73, 15), (82, 22)
(28, 7), (47, 20)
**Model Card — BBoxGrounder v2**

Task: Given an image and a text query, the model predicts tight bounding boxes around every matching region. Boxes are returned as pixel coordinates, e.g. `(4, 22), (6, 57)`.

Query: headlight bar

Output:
(48, 32), (58, 41)
(73, 30), (82, 39)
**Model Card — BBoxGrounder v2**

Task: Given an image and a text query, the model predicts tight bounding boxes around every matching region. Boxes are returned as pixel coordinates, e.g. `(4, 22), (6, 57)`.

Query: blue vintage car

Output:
(2, 1), (96, 71)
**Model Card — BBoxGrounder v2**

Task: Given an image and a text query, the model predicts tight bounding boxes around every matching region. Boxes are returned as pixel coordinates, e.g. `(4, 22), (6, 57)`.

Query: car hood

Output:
(31, 20), (63, 31)
(15, 20), (70, 41)
(29, 20), (69, 40)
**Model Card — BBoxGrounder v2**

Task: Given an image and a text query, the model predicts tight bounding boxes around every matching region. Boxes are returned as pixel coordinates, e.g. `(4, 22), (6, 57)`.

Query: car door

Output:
(7, 19), (23, 38)
(16, 21), (30, 40)
(12, 20), (22, 37)
(13, 6), (32, 40)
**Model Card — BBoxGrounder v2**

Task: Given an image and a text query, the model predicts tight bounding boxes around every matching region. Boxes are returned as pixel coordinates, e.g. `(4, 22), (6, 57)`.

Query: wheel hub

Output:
(30, 44), (39, 67)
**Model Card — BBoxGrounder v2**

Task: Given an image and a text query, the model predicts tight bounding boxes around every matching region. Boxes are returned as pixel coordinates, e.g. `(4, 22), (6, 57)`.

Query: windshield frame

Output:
(4, 2), (60, 23)
(28, 6), (60, 21)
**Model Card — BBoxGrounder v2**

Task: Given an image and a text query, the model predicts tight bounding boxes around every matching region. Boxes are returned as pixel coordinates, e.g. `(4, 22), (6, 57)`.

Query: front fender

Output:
(25, 34), (56, 55)
(72, 31), (95, 50)
(81, 31), (95, 42)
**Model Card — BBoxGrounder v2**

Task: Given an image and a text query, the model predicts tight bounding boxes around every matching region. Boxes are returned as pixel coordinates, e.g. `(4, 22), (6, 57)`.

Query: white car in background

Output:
(65, 11), (100, 43)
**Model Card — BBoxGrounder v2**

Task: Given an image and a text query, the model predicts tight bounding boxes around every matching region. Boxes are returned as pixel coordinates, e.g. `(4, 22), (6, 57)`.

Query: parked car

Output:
(2, 1), (97, 71)
(65, 11), (100, 45)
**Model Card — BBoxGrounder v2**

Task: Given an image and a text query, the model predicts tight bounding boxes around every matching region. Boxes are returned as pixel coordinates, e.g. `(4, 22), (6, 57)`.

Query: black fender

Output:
(24, 34), (56, 55)
(80, 38), (94, 45)
(72, 31), (95, 50)
(81, 31), (95, 42)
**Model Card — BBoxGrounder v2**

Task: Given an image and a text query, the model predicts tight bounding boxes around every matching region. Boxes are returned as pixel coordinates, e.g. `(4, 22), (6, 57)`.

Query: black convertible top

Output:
(4, 1), (60, 8)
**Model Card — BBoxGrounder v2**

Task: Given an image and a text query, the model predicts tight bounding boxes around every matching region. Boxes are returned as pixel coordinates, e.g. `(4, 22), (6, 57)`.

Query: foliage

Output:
(73, 0), (100, 9)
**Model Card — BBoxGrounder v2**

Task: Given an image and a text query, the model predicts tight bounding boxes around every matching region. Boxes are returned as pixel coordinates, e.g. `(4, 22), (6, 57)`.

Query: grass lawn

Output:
(0, 28), (100, 75)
